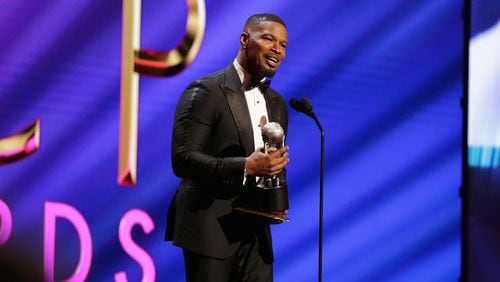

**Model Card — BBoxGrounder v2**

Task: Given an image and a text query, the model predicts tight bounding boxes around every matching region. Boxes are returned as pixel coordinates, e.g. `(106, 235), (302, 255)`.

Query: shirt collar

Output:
(233, 59), (248, 85)
(233, 59), (266, 90)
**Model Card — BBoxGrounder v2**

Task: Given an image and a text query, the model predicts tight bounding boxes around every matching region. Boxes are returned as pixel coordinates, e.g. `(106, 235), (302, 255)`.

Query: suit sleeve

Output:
(171, 81), (245, 185)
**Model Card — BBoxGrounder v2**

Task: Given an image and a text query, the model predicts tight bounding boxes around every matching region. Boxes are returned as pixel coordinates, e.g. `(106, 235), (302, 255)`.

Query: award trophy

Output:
(234, 122), (290, 223)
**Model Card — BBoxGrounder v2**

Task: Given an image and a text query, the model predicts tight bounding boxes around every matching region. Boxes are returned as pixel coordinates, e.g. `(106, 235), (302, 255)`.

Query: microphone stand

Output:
(310, 112), (325, 282)
(290, 97), (325, 282)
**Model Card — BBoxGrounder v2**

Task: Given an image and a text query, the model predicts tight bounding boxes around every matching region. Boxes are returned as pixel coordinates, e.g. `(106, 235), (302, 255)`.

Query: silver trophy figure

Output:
(258, 122), (285, 189)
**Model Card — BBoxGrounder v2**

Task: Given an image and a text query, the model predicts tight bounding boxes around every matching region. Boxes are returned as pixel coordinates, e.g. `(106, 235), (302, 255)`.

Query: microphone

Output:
(290, 97), (315, 118)
(289, 96), (325, 282)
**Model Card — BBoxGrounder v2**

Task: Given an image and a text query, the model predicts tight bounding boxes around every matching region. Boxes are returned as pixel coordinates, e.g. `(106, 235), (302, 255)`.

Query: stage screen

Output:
(0, 0), (462, 281)
(467, 0), (500, 280)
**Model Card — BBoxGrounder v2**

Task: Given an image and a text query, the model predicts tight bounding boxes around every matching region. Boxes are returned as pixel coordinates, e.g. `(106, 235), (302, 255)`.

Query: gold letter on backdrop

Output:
(119, 0), (206, 186)
(0, 119), (41, 165)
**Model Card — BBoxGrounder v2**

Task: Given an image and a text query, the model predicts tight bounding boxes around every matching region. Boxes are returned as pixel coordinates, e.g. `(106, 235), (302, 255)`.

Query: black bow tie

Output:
(245, 79), (271, 91)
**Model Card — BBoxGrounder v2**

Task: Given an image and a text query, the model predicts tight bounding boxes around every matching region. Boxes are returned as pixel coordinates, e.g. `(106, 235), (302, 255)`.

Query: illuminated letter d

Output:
(44, 202), (92, 282)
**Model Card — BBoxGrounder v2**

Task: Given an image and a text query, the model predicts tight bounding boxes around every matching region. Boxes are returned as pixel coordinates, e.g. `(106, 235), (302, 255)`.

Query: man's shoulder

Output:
(192, 66), (230, 87)
(180, 66), (232, 101)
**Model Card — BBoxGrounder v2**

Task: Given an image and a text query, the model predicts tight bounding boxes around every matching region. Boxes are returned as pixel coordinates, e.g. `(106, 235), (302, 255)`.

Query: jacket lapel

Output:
(263, 88), (281, 125)
(221, 65), (255, 156)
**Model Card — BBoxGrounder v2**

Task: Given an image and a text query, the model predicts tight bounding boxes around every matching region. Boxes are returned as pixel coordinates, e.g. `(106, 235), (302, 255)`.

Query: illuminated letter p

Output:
(118, 0), (206, 186)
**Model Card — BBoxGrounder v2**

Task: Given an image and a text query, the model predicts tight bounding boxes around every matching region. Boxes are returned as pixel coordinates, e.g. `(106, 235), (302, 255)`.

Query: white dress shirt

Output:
(233, 59), (269, 151)
(233, 59), (270, 183)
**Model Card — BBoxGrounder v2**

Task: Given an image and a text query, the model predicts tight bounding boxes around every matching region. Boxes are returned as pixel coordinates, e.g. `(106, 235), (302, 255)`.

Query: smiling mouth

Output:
(265, 55), (280, 67)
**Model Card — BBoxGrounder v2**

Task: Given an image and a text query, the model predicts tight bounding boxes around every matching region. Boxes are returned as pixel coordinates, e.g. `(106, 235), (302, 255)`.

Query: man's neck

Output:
(233, 59), (248, 84)
(235, 60), (266, 89)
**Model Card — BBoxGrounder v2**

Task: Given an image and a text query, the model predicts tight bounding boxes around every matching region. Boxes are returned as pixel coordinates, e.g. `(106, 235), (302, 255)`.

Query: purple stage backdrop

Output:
(0, 0), (462, 281)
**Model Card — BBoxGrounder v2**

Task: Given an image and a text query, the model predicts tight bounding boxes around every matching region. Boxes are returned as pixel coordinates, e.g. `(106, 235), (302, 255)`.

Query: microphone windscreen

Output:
(300, 97), (313, 112)
(289, 98), (302, 112)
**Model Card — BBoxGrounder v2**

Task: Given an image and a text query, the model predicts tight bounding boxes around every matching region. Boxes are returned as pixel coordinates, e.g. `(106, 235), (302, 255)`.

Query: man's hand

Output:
(245, 146), (289, 176)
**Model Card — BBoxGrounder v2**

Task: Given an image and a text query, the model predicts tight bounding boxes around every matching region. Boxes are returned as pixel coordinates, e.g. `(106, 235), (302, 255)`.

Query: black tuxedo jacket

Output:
(165, 64), (288, 262)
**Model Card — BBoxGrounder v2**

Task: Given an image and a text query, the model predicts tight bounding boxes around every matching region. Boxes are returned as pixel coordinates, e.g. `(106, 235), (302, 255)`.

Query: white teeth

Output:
(265, 56), (279, 67)
(267, 57), (278, 63)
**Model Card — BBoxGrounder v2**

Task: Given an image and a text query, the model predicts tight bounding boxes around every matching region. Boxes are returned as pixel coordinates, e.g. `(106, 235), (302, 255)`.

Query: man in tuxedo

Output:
(166, 13), (289, 282)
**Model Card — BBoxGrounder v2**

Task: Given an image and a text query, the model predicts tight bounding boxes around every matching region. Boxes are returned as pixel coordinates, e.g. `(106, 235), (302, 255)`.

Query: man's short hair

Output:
(243, 13), (286, 30)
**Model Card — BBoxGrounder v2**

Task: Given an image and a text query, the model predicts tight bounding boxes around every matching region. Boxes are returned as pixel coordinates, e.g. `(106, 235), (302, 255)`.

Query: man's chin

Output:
(260, 67), (276, 78)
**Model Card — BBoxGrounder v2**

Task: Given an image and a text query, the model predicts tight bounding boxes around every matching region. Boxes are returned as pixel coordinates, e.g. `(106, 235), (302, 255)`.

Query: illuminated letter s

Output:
(115, 209), (155, 282)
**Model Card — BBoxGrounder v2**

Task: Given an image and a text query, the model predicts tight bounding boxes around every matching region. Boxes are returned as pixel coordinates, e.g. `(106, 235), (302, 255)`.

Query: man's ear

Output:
(240, 32), (249, 49)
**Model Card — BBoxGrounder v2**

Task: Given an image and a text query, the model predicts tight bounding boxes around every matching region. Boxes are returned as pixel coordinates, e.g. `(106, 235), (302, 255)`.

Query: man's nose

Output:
(270, 42), (282, 54)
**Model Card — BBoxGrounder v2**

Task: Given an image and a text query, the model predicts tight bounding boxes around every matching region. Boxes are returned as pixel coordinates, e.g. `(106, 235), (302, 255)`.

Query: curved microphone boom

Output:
(289, 96), (325, 282)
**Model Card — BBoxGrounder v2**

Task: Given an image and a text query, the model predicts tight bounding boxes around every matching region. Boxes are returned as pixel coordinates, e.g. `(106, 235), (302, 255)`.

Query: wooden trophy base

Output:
(233, 207), (290, 224)
(233, 184), (289, 224)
